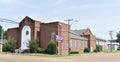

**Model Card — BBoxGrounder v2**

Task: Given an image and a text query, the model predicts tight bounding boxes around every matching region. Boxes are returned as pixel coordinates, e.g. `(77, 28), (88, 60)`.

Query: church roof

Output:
(71, 29), (86, 35)
(70, 29), (88, 40)
(96, 37), (106, 41)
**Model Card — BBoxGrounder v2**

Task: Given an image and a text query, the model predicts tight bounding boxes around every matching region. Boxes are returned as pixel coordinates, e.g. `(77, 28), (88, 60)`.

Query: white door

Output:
(21, 25), (31, 50)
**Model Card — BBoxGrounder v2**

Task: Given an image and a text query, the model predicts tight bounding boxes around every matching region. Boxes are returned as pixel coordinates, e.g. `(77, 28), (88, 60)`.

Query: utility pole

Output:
(65, 19), (73, 55)
(109, 30), (113, 52)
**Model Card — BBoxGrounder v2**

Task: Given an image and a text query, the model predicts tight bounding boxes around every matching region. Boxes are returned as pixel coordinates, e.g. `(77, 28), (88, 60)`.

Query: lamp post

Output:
(65, 19), (77, 55)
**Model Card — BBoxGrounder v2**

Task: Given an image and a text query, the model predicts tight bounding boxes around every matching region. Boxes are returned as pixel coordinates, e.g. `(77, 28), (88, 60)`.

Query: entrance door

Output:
(21, 25), (31, 50)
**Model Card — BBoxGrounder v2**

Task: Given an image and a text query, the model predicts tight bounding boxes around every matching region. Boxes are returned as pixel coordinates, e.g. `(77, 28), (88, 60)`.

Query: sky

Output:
(0, 0), (120, 40)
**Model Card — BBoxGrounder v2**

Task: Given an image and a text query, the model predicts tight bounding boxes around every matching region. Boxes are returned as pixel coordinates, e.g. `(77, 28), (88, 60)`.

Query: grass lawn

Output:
(1, 50), (120, 57)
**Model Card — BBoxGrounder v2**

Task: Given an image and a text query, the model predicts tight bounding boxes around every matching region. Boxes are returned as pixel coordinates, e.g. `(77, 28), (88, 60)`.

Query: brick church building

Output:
(7, 16), (97, 54)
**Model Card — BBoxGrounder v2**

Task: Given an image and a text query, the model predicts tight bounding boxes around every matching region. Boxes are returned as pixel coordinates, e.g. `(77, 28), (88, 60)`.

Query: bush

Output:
(94, 49), (97, 52)
(95, 45), (102, 52)
(117, 48), (120, 50)
(9, 39), (17, 52)
(2, 41), (11, 52)
(37, 48), (45, 53)
(84, 48), (90, 53)
(70, 51), (79, 54)
(46, 39), (57, 54)
(2, 39), (17, 52)
(29, 40), (38, 53)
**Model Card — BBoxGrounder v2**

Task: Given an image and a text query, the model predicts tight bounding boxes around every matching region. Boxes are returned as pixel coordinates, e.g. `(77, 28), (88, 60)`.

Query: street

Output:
(0, 53), (120, 62)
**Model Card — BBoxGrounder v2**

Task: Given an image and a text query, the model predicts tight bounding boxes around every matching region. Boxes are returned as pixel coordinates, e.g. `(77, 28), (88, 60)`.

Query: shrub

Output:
(70, 51), (79, 54)
(9, 39), (17, 52)
(94, 49), (97, 52)
(117, 48), (120, 50)
(95, 45), (102, 52)
(84, 48), (90, 53)
(46, 39), (57, 54)
(2, 41), (11, 52)
(37, 48), (45, 53)
(2, 39), (17, 52)
(29, 40), (38, 53)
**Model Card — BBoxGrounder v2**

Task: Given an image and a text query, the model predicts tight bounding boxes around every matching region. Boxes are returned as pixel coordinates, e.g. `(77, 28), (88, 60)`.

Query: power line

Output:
(0, 18), (19, 24)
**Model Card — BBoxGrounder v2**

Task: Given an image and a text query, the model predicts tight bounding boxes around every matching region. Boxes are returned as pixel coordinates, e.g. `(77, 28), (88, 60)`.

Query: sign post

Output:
(56, 35), (64, 55)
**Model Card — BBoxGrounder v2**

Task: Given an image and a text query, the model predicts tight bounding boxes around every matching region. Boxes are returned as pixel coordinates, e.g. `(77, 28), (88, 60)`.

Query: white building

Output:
(0, 39), (7, 52)
(107, 40), (120, 51)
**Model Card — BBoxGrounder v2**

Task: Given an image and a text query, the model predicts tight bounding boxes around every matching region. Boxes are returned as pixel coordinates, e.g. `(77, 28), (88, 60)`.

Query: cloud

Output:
(54, 0), (69, 6)
(0, 0), (17, 3)
(69, 3), (120, 11)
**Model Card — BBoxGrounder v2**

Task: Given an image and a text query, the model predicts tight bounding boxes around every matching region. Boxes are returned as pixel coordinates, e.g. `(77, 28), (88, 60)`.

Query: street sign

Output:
(56, 35), (64, 41)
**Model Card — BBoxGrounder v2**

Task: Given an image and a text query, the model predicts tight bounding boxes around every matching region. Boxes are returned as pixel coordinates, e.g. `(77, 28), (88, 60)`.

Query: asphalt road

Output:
(0, 53), (120, 62)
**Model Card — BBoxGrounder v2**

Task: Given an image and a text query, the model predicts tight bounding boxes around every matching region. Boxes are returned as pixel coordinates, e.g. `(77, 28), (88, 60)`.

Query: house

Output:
(7, 16), (106, 53)
(107, 40), (120, 50)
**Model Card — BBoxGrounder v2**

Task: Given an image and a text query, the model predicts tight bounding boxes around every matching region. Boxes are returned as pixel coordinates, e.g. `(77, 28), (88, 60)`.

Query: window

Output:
(26, 31), (29, 35)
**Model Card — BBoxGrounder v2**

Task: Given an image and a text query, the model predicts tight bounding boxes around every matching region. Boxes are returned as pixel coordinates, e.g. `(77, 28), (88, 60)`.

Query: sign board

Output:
(56, 35), (64, 41)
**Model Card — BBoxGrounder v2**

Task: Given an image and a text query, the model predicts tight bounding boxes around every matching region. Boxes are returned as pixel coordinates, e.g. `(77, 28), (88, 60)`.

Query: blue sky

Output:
(0, 0), (120, 40)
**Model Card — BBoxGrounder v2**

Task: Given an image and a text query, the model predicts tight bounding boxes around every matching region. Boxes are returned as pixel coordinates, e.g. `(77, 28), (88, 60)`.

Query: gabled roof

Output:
(96, 37), (106, 41)
(19, 16), (35, 24)
(71, 29), (86, 35)
(70, 29), (88, 40)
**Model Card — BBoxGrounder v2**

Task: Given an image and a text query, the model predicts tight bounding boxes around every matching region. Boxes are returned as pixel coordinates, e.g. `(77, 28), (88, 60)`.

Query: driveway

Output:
(0, 53), (120, 62)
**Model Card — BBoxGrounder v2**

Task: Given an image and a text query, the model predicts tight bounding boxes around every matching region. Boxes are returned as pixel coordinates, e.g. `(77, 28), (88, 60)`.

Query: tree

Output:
(3, 30), (7, 39)
(0, 25), (3, 39)
(46, 39), (57, 54)
(0, 25), (6, 39)
(116, 32), (120, 49)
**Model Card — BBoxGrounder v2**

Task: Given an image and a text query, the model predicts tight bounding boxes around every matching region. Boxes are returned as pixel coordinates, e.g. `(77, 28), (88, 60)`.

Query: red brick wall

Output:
(40, 22), (69, 54)
(70, 38), (88, 52)
(58, 22), (68, 53)
(34, 21), (40, 40)
(7, 28), (18, 41)
(84, 28), (96, 52)
(40, 22), (58, 48)
(89, 35), (96, 52)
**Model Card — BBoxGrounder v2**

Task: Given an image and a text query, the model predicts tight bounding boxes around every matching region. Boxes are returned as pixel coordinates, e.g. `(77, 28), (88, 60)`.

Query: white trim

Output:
(21, 25), (31, 50)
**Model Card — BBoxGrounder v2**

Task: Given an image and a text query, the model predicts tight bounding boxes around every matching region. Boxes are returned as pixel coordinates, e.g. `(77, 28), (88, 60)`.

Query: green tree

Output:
(0, 25), (6, 39)
(3, 30), (7, 39)
(0, 25), (4, 39)
(46, 39), (57, 54)
(116, 32), (120, 49)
